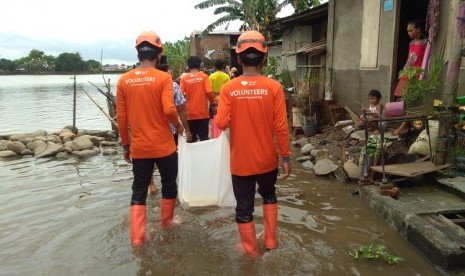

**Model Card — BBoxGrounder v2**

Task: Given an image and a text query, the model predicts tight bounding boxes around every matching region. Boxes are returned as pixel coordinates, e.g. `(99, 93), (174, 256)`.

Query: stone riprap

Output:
(0, 126), (118, 160)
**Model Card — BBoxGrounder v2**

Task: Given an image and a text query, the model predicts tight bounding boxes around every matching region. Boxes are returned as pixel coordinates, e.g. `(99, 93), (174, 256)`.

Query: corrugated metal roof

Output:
(287, 38), (326, 56)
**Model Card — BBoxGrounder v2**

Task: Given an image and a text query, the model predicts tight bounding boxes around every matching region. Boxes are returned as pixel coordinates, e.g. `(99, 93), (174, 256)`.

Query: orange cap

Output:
(135, 31), (163, 49)
(236, 30), (267, 54)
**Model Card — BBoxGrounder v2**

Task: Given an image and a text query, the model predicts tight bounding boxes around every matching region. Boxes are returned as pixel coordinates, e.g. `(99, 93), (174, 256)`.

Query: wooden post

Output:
(72, 74), (77, 133)
(443, 2), (465, 105)
(437, 2), (465, 165)
(105, 78), (118, 133)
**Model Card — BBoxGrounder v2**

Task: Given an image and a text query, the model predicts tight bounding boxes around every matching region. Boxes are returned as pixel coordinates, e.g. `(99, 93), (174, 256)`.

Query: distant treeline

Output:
(0, 49), (132, 74)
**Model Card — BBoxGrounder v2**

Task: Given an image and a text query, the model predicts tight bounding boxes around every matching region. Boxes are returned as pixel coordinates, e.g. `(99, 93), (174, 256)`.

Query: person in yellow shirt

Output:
(209, 59), (230, 137)
(216, 30), (291, 255)
(209, 59), (230, 101)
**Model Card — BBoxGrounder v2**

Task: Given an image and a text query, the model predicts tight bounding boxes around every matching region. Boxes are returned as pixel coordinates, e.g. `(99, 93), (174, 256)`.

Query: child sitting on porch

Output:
(357, 89), (384, 131)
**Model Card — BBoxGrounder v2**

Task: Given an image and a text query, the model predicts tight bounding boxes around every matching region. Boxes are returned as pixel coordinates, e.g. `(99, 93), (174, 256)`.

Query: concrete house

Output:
(268, 3), (328, 101)
(190, 30), (241, 71)
(271, 0), (465, 113)
(326, 0), (465, 111)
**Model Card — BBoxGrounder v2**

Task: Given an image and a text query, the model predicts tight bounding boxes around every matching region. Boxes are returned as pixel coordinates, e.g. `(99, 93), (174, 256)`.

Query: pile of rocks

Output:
(0, 126), (119, 160)
(292, 126), (414, 182)
(293, 135), (360, 181)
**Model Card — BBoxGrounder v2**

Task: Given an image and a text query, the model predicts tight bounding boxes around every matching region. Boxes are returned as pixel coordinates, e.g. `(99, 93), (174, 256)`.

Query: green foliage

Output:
(85, 59), (102, 74)
(261, 56), (279, 79)
(399, 67), (432, 106)
(361, 136), (378, 157)
(194, 0), (320, 40)
(293, 69), (320, 116)
(400, 41), (445, 106)
(16, 49), (55, 73)
(0, 58), (17, 72)
(55, 52), (86, 73)
(261, 57), (293, 88)
(163, 37), (190, 79)
(280, 69), (293, 88)
(349, 244), (403, 265)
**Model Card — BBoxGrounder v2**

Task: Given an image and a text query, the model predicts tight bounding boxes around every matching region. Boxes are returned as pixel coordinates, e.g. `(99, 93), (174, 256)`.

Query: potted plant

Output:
(399, 42), (445, 109)
(294, 74), (320, 137)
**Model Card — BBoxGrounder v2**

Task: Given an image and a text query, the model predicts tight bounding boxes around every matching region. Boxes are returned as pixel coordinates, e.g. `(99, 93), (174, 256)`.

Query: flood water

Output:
(0, 74), (120, 135)
(0, 75), (444, 275)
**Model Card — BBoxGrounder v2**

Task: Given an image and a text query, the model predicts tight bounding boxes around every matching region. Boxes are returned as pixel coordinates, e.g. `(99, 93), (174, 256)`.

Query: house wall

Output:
(327, 0), (396, 112)
(327, 0), (465, 112)
(280, 26), (313, 86)
(190, 34), (233, 69)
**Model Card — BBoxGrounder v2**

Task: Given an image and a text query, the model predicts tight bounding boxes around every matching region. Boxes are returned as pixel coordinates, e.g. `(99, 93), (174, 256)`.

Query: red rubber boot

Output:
(237, 221), (257, 254)
(263, 203), (278, 250)
(161, 198), (176, 228)
(130, 205), (146, 246)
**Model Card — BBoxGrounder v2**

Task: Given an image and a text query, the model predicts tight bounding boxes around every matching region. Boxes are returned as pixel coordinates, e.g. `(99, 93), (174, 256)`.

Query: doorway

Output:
(393, 0), (429, 96)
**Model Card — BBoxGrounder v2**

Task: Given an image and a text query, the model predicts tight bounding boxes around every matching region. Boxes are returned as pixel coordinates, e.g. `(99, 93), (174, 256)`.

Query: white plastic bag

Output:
(178, 132), (236, 207)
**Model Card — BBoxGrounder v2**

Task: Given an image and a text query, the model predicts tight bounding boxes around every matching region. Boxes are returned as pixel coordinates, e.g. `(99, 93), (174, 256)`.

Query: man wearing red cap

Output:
(216, 30), (291, 254)
(116, 31), (184, 246)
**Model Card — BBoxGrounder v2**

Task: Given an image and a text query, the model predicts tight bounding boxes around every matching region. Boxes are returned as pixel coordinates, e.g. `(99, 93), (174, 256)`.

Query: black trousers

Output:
(231, 168), (278, 222)
(187, 118), (209, 142)
(130, 151), (178, 205)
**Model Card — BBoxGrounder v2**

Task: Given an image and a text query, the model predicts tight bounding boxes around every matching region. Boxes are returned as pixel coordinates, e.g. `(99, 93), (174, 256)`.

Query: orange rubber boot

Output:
(237, 221), (257, 254)
(130, 205), (146, 246)
(161, 198), (176, 228)
(263, 203), (278, 250)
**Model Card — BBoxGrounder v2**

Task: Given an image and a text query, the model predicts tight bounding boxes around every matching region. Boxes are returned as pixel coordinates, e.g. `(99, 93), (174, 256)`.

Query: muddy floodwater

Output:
(0, 75), (443, 275)
(0, 146), (445, 276)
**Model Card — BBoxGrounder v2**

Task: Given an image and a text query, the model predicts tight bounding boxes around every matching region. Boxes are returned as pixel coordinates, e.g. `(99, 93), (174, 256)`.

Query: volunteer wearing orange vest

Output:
(216, 30), (291, 254)
(180, 56), (215, 142)
(116, 31), (184, 246)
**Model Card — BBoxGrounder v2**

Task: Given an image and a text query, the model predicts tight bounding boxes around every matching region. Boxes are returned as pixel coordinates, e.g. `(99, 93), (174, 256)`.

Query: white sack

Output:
(408, 120), (439, 157)
(178, 132), (236, 207)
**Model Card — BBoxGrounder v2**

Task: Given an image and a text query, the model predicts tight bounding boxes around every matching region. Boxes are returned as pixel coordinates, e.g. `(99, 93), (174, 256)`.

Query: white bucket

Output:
(324, 90), (333, 101)
(292, 107), (303, 127)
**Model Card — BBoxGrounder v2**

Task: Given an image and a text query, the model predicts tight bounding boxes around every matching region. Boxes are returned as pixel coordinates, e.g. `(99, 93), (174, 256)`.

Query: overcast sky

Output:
(0, 0), (294, 65)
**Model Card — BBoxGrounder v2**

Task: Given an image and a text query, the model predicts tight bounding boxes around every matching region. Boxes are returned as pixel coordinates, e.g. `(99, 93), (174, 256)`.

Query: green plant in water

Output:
(361, 136), (378, 157)
(349, 244), (403, 265)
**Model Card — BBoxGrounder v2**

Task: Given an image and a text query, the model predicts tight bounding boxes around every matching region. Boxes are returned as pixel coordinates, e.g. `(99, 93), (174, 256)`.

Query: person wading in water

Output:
(216, 30), (291, 255)
(116, 31), (184, 246)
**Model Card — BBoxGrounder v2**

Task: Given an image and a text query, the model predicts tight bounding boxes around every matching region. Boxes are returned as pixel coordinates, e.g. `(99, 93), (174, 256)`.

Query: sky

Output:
(0, 0), (294, 66)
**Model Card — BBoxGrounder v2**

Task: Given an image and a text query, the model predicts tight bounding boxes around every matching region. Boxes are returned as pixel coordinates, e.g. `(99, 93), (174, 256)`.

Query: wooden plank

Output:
(421, 214), (465, 246)
(370, 161), (450, 177)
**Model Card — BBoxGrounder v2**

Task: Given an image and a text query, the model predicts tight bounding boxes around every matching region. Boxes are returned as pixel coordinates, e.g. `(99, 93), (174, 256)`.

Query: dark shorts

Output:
(130, 151), (178, 205)
(231, 168), (279, 220)
(187, 118), (209, 142)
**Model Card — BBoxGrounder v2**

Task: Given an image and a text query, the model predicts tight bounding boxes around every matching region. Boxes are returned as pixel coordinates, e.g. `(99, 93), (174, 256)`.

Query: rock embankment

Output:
(0, 126), (119, 160)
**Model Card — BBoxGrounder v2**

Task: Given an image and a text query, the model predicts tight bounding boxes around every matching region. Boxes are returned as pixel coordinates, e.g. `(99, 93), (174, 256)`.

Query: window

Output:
(360, 0), (381, 69)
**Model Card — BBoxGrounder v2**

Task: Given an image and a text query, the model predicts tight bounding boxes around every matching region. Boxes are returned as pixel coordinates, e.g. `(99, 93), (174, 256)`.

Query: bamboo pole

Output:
(83, 90), (118, 128)
(105, 78), (118, 133)
(72, 74), (77, 133)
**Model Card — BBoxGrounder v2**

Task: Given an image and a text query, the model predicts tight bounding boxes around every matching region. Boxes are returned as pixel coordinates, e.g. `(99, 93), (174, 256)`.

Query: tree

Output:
(16, 49), (55, 73)
(194, 0), (320, 39)
(0, 58), (17, 73)
(55, 52), (86, 73)
(163, 37), (191, 79)
(86, 59), (102, 74)
(286, 0), (320, 13)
